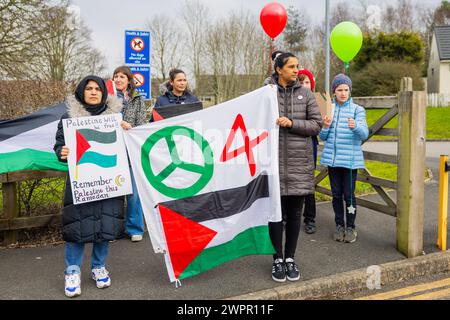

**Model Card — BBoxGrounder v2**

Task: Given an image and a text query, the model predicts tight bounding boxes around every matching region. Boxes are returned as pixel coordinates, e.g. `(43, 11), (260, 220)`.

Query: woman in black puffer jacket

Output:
(54, 75), (124, 298)
(267, 51), (322, 283)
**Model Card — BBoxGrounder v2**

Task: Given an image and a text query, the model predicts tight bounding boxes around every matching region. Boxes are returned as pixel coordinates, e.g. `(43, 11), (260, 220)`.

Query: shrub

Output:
(351, 60), (424, 96)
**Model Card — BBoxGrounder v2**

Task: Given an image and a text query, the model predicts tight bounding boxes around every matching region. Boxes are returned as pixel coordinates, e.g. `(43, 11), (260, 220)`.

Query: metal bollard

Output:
(437, 155), (449, 251)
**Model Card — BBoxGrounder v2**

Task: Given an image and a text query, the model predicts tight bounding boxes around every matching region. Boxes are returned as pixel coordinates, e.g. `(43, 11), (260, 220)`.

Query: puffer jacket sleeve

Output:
(289, 90), (323, 136)
(352, 106), (369, 141)
(53, 113), (69, 162)
(319, 127), (330, 141)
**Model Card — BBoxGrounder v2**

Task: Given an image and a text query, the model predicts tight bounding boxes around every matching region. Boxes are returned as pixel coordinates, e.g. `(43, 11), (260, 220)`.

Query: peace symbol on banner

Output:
(141, 126), (214, 199)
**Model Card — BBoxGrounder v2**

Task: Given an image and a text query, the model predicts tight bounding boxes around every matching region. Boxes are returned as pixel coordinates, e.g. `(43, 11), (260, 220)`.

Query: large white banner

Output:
(63, 114), (132, 205)
(124, 86), (282, 259)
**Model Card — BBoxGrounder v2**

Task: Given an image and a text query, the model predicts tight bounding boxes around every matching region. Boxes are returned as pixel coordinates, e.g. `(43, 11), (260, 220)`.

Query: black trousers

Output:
(328, 167), (358, 229)
(269, 195), (305, 260)
(303, 194), (316, 224)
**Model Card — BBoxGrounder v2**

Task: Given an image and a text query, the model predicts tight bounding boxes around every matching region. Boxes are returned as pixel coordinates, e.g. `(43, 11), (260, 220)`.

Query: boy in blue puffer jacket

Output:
(319, 74), (369, 243)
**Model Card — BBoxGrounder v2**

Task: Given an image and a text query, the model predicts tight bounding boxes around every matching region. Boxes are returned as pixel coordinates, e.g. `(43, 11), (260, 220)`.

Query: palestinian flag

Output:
(0, 103), (68, 174)
(75, 129), (117, 179)
(76, 129), (117, 167)
(158, 174), (274, 280)
(125, 85), (282, 283)
(152, 102), (203, 122)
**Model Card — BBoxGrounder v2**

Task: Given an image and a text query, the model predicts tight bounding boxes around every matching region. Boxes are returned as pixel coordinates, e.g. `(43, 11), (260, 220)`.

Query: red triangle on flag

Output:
(153, 109), (164, 122)
(158, 204), (217, 279)
(76, 130), (91, 164)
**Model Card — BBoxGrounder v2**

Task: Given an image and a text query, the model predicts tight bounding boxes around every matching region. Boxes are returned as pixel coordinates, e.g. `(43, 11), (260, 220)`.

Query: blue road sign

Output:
(130, 66), (150, 100)
(125, 30), (150, 65)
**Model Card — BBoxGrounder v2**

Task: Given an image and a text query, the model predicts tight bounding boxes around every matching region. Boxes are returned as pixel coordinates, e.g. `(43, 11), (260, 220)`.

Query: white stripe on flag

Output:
(202, 197), (273, 248)
(0, 121), (59, 154)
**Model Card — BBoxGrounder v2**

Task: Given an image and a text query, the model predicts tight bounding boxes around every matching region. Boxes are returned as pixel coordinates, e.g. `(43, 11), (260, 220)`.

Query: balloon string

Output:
(344, 62), (349, 74)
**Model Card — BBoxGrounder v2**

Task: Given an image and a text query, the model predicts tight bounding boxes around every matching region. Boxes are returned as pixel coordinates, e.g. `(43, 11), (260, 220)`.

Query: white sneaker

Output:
(131, 234), (143, 242)
(91, 267), (111, 289)
(64, 273), (81, 298)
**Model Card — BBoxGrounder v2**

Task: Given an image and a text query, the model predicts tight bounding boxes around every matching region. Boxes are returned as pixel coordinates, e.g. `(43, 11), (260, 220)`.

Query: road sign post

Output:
(437, 155), (449, 251)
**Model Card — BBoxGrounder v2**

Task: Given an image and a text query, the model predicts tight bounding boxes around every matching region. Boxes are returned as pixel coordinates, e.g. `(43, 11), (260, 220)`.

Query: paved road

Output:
(0, 141), (449, 300)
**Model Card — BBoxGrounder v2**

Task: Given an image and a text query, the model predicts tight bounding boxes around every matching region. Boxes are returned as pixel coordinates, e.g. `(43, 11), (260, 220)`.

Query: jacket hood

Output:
(65, 95), (123, 118)
(159, 81), (193, 96)
(159, 81), (170, 95)
(269, 74), (301, 90)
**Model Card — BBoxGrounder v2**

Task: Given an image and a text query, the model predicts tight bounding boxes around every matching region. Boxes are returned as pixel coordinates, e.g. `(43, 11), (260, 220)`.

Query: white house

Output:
(427, 26), (450, 95)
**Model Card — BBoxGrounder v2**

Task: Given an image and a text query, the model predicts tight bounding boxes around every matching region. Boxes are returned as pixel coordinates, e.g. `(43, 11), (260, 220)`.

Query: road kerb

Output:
(226, 251), (450, 300)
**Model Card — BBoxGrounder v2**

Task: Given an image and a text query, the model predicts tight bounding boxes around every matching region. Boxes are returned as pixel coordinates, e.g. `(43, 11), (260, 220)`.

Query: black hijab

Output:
(74, 75), (108, 115)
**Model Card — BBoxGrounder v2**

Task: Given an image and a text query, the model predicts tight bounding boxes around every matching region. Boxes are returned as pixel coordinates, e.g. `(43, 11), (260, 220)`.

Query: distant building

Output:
(427, 26), (450, 94)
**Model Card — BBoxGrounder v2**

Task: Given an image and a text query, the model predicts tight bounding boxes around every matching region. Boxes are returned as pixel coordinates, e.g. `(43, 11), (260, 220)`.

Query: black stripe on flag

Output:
(159, 174), (269, 223)
(154, 102), (203, 119)
(0, 102), (66, 142)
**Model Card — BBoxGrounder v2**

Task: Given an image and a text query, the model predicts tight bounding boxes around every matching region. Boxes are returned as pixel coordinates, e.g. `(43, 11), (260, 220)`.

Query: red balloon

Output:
(260, 2), (288, 39)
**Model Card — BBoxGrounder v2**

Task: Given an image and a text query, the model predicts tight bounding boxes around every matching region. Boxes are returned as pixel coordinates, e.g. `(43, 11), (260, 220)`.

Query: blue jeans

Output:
(65, 242), (109, 275)
(126, 170), (145, 236)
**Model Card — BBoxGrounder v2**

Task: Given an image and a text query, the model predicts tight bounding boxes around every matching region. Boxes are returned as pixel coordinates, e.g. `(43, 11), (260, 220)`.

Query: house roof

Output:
(435, 26), (450, 61)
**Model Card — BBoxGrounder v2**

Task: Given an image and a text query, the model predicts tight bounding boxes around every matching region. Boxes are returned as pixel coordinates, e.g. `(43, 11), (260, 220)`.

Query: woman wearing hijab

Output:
(54, 75), (124, 298)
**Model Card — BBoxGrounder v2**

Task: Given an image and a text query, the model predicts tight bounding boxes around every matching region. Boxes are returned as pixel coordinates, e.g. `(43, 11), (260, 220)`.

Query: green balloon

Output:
(330, 21), (363, 63)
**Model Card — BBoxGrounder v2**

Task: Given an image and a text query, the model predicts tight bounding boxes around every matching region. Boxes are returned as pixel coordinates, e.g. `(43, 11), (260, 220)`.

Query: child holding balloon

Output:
(319, 74), (368, 243)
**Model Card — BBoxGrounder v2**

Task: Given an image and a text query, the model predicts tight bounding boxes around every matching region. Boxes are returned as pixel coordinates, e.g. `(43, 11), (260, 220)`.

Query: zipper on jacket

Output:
(332, 104), (342, 167)
(284, 87), (289, 195)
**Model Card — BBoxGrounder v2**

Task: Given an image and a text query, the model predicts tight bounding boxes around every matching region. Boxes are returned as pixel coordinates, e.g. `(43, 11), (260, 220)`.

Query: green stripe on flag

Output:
(179, 226), (275, 280)
(78, 129), (117, 144)
(78, 151), (117, 168)
(0, 149), (68, 174)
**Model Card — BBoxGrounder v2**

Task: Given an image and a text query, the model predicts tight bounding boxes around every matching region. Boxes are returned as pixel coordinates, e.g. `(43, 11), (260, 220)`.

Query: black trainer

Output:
(271, 258), (286, 282)
(285, 258), (300, 281)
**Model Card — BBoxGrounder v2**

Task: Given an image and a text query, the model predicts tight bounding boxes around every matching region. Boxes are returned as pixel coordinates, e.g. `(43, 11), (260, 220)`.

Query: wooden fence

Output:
(0, 170), (66, 245)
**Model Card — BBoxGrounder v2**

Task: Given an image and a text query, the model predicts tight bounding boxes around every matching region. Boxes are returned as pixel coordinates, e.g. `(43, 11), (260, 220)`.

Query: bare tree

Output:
(382, 0), (415, 32)
(204, 10), (269, 103)
(331, 2), (353, 28)
(1, 1), (105, 82)
(145, 14), (183, 83)
(180, 0), (210, 85)
(27, 3), (106, 83)
(0, 0), (48, 79)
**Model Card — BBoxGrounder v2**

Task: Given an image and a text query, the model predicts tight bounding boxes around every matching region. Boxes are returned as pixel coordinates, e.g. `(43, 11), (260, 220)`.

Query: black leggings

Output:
(269, 195), (305, 260)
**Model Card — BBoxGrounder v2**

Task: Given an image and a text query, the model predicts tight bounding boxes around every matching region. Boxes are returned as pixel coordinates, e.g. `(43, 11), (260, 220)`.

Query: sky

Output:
(70, 0), (442, 76)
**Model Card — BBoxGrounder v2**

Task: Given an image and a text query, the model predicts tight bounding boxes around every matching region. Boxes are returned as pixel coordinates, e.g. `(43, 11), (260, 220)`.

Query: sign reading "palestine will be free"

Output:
(63, 113), (132, 205)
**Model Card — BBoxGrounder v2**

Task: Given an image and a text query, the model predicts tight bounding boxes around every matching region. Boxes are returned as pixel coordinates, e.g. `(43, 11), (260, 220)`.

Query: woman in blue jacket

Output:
(150, 69), (200, 122)
(319, 74), (369, 243)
